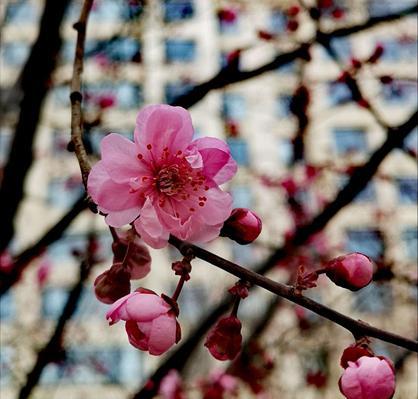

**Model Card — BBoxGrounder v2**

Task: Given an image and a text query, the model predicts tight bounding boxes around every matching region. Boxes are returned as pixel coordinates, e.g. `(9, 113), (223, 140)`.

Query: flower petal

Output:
(125, 294), (170, 322)
(148, 313), (178, 356)
(193, 137), (237, 184)
(101, 133), (149, 183)
(126, 320), (149, 351)
(134, 198), (170, 248)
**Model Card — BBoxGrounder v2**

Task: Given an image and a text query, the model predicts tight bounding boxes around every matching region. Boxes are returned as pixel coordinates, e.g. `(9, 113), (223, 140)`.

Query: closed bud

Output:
(325, 253), (373, 291)
(205, 316), (242, 361)
(340, 344), (374, 369)
(221, 208), (262, 245)
(339, 356), (395, 399)
(94, 263), (131, 304)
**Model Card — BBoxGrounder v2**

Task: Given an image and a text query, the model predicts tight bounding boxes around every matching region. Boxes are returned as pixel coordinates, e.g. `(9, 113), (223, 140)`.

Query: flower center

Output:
(157, 165), (186, 196)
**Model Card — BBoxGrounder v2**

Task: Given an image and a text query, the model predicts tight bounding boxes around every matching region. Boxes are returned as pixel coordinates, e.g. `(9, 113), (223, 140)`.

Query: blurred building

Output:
(0, 0), (417, 398)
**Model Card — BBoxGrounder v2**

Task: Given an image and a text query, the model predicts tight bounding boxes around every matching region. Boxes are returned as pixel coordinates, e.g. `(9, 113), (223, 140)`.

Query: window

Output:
(0, 291), (14, 321)
(165, 40), (196, 63)
(5, 1), (39, 24)
(47, 176), (84, 208)
(379, 39), (418, 62)
(346, 229), (384, 260)
(231, 242), (255, 266)
(218, 8), (239, 34)
(278, 139), (293, 166)
(397, 178), (417, 204)
(222, 93), (245, 121)
(41, 348), (139, 385)
(328, 81), (352, 106)
(402, 228), (418, 260)
(75, 287), (108, 320)
(276, 94), (293, 117)
(230, 185), (253, 208)
(165, 82), (193, 103)
(367, 0), (416, 17)
(164, 0), (194, 23)
(329, 38), (351, 61)
(90, 0), (124, 22)
(333, 127), (367, 156)
(85, 37), (141, 63)
(0, 129), (12, 167)
(1, 42), (30, 66)
(176, 284), (208, 321)
(48, 234), (87, 262)
(0, 346), (14, 387)
(227, 138), (250, 166)
(41, 287), (69, 319)
(381, 80), (417, 105)
(51, 85), (70, 108)
(353, 283), (393, 314)
(270, 9), (287, 33)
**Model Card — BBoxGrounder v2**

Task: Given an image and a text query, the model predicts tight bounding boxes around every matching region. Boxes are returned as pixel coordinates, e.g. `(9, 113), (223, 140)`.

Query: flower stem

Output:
(171, 276), (186, 301)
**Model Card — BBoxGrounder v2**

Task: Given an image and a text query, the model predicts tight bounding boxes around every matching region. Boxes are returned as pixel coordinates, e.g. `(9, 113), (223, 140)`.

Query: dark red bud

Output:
(94, 263), (131, 304)
(221, 208), (262, 245)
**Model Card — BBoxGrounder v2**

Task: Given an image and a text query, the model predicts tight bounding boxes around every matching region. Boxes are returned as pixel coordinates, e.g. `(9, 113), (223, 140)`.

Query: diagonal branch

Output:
(170, 5), (417, 109)
(0, 195), (88, 297)
(131, 108), (417, 398)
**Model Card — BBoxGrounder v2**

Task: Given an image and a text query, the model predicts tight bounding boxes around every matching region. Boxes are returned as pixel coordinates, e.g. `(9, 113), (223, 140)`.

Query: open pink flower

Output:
(88, 104), (237, 248)
(106, 289), (180, 355)
(339, 356), (395, 399)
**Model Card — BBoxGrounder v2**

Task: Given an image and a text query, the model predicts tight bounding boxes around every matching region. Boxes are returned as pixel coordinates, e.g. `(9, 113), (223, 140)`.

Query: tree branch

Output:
(0, 195), (88, 297)
(0, 0), (72, 252)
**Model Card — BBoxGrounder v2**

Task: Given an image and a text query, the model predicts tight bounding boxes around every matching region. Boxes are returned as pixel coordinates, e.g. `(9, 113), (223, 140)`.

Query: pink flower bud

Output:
(106, 289), (180, 355)
(340, 344), (374, 369)
(94, 263), (131, 304)
(325, 253), (373, 291)
(204, 316), (242, 361)
(339, 356), (395, 399)
(221, 208), (262, 245)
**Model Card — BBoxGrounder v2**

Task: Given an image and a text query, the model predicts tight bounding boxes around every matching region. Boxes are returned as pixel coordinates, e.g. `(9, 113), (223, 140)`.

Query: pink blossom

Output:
(325, 253), (373, 291)
(159, 370), (185, 399)
(221, 208), (262, 245)
(88, 104), (237, 248)
(339, 356), (395, 399)
(36, 259), (51, 288)
(106, 289), (180, 355)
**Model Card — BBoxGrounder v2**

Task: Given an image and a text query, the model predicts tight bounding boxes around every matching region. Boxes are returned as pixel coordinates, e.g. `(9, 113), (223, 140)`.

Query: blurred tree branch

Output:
(0, 0), (72, 252)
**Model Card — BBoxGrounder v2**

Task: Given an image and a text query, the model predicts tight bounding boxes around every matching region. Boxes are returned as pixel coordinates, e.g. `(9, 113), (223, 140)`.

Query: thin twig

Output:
(70, 0), (94, 189)
(169, 236), (417, 352)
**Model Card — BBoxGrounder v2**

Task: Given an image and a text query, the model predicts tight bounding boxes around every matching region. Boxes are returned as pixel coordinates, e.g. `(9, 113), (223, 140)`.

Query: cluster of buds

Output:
(339, 343), (395, 399)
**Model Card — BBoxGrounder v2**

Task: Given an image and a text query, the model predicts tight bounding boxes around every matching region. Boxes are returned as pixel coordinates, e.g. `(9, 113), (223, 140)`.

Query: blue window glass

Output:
(41, 348), (124, 385)
(0, 346), (14, 387)
(278, 139), (293, 166)
(222, 93), (245, 121)
(47, 176), (84, 208)
(328, 81), (352, 106)
(48, 234), (87, 262)
(353, 283), (393, 313)
(346, 229), (384, 260)
(75, 287), (108, 320)
(51, 85), (70, 108)
(276, 94), (293, 117)
(122, 1), (144, 20)
(1, 42), (30, 66)
(333, 127), (367, 155)
(0, 291), (14, 321)
(276, 61), (296, 74)
(165, 40), (196, 63)
(397, 178), (417, 204)
(164, 0), (194, 22)
(402, 228), (418, 260)
(90, 0), (124, 22)
(368, 0), (416, 17)
(165, 82), (193, 103)
(382, 80), (417, 105)
(230, 185), (252, 208)
(5, 1), (39, 24)
(231, 242), (255, 266)
(270, 9), (287, 33)
(378, 39), (418, 62)
(329, 37), (351, 61)
(227, 138), (250, 166)
(339, 177), (375, 202)
(85, 37), (141, 63)
(176, 284), (208, 321)
(41, 287), (69, 319)
(0, 129), (12, 167)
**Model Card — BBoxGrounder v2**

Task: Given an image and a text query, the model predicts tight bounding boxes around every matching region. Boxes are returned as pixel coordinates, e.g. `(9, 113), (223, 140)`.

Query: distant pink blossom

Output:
(159, 370), (185, 399)
(36, 258), (51, 288)
(339, 356), (395, 399)
(106, 288), (180, 355)
(325, 253), (373, 291)
(88, 104), (237, 248)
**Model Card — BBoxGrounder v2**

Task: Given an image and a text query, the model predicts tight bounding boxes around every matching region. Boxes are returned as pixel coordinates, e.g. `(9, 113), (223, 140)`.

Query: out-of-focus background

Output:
(0, 0), (417, 398)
